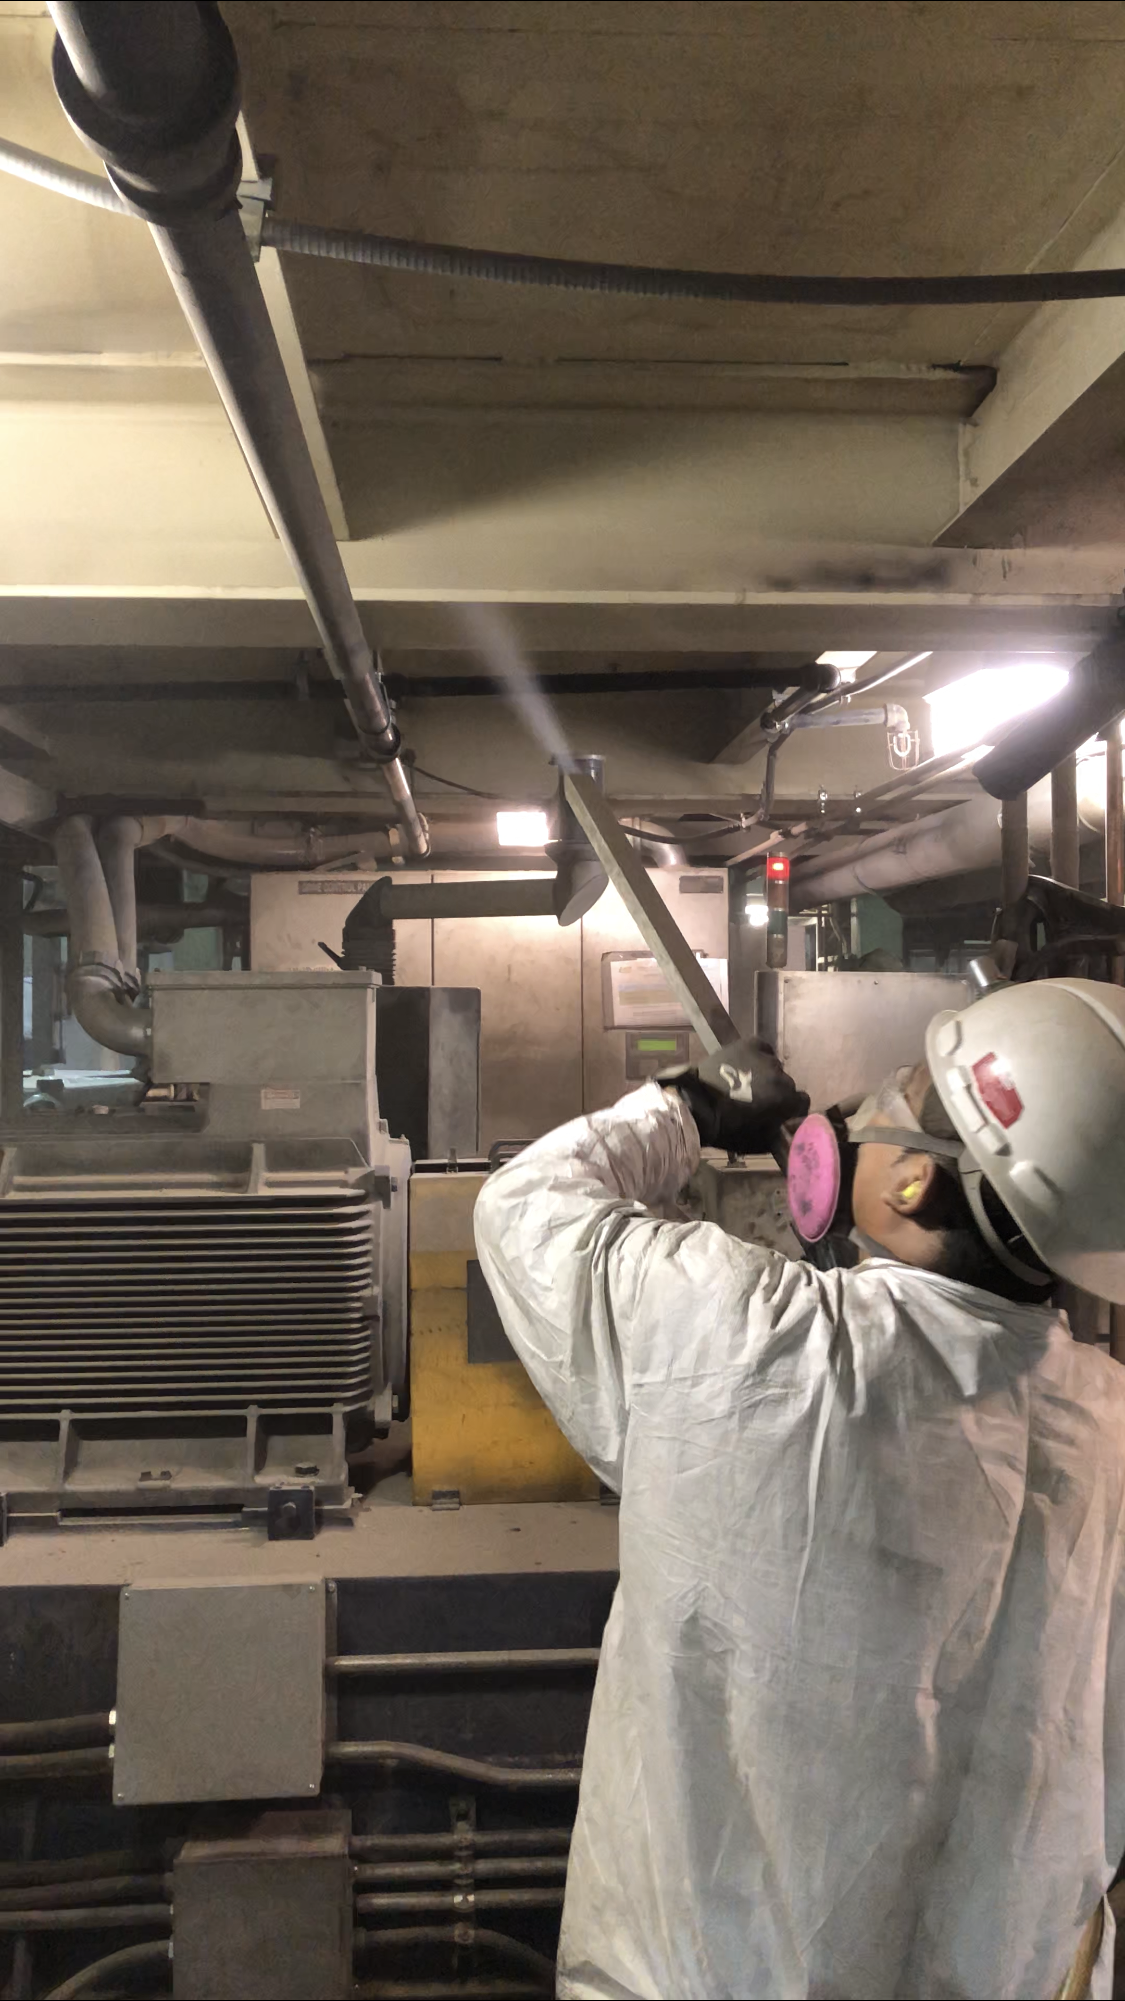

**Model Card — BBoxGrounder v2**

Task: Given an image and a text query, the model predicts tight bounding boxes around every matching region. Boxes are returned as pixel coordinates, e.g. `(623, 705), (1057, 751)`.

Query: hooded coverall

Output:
(472, 1081), (1125, 2001)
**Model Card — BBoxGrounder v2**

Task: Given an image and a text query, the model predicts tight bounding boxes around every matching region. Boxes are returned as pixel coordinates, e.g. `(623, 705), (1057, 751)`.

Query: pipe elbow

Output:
(69, 972), (152, 1060)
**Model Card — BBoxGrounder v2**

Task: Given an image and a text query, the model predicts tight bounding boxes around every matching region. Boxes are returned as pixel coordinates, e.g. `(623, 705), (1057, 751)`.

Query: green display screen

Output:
(637, 1038), (680, 1053)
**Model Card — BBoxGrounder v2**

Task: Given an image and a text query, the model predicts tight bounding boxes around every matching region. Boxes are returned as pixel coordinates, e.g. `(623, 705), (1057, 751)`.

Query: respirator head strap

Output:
(847, 1126), (964, 1160)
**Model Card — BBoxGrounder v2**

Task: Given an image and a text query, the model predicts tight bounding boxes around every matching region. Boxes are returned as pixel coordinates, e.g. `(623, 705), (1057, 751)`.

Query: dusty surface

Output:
(0, 1479), (619, 1586)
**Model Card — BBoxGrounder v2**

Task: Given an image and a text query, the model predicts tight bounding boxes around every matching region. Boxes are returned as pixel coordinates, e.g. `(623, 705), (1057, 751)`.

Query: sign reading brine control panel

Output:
(602, 952), (729, 1031)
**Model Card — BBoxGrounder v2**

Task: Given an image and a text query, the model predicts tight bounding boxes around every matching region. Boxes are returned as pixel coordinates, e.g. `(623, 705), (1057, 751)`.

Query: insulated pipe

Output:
(94, 816), (143, 973)
(790, 795), (1004, 908)
(168, 817), (390, 869)
(49, 2), (429, 859)
(53, 817), (152, 1058)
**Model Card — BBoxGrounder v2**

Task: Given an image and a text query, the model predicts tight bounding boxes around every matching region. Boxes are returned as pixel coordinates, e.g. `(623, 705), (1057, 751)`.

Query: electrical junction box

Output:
(173, 1810), (352, 2001)
(113, 1578), (329, 1804)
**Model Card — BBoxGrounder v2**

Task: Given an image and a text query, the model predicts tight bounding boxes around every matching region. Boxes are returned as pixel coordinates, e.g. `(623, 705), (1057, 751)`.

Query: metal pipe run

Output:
(356, 1889), (565, 1918)
(0, 1747), (112, 1785)
(351, 1831), (570, 1860)
(0, 1716), (111, 1755)
(355, 1858), (567, 1887)
(329, 1648), (599, 1676)
(0, 1851), (166, 1892)
(48, 1), (428, 859)
(0, 1874), (169, 1913)
(327, 1743), (581, 1789)
(0, 1903), (168, 1932)
(383, 664), (838, 701)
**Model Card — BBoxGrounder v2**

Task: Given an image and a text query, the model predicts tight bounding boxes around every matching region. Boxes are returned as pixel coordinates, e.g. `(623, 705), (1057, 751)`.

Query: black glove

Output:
(658, 1036), (809, 1154)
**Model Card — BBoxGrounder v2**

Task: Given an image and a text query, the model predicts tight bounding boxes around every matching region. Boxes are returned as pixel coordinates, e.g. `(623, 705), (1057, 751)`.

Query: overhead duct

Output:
(790, 796), (1003, 908)
(48, 0), (428, 859)
(974, 640), (1125, 801)
(161, 817), (393, 870)
(789, 783), (1067, 908)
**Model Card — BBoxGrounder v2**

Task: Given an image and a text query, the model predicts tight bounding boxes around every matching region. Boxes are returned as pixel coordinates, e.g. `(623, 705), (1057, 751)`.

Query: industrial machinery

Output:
(0, 969), (413, 1525)
(10, 6), (1125, 1998)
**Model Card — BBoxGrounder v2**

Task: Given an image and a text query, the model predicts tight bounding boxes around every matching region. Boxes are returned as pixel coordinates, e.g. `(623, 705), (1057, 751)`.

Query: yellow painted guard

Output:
(410, 1173), (600, 1507)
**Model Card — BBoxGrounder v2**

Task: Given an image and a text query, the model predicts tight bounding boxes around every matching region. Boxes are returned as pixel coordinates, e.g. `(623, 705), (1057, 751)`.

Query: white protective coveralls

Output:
(473, 1082), (1125, 2001)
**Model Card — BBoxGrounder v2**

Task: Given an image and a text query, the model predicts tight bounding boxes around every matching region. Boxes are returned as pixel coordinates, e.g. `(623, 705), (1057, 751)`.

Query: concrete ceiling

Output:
(229, 0), (1125, 388)
(1, 0), (1124, 844)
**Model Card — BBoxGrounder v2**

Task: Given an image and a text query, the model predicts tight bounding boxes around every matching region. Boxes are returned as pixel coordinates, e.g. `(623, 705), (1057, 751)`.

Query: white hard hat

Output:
(926, 978), (1125, 1302)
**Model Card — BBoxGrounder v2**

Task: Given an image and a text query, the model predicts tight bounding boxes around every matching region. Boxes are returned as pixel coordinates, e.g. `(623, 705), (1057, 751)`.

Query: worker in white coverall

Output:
(474, 977), (1125, 2001)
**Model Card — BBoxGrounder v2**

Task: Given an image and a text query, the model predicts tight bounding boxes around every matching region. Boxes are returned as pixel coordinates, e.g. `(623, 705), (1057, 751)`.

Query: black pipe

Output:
(0, 1748), (111, 1784)
(354, 1858), (568, 1886)
(351, 1830), (570, 1860)
(384, 665), (837, 700)
(327, 1742), (581, 1788)
(0, 1903), (168, 1932)
(0, 1716), (111, 1754)
(0, 1852), (166, 1893)
(0, 1875), (169, 1912)
(356, 1889), (565, 1917)
(329, 1648), (598, 1675)
(975, 642), (1125, 801)
(49, 1), (427, 856)
(49, 3), (211, 122)
(0, 664), (838, 704)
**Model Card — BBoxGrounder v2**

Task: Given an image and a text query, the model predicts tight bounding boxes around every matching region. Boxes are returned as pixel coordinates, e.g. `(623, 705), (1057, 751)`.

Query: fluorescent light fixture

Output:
(745, 899), (769, 930)
(496, 809), (550, 847)
(925, 664), (1069, 757)
(817, 651), (877, 684)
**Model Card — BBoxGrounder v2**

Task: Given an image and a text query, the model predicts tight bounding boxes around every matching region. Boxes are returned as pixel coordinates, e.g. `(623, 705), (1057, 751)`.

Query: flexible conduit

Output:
(5, 134), (1125, 308)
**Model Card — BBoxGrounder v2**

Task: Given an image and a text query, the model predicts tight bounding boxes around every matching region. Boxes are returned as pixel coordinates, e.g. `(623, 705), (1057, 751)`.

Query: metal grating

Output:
(0, 1193), (376, 1413)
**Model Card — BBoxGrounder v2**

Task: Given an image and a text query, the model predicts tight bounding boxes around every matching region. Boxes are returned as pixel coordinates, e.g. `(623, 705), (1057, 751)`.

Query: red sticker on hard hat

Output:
(972, 1052), (1023, 1129)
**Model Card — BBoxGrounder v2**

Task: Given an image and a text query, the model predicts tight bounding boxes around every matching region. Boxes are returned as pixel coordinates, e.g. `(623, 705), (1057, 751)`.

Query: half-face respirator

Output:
(784, 1070), (964, 1270)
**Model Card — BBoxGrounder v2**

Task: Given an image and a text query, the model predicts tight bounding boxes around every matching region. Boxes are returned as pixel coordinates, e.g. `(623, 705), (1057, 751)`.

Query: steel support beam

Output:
(562, 770), (736, 1053)
(1050, 755), (1080, 888)
(1000, 793), (1029, 908)
(945, 195), (1125, 534)
(0, 869), (24, 1121)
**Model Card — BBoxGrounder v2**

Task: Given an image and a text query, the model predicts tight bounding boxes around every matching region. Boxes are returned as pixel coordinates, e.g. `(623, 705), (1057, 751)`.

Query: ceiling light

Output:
(925, 664), (1070, 758)
(496, 809), (549, 847)
(817, 650), (877, 684)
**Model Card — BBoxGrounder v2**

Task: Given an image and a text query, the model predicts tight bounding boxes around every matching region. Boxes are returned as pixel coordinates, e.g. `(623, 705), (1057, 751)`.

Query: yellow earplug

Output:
(902, 1182), (922, 1201)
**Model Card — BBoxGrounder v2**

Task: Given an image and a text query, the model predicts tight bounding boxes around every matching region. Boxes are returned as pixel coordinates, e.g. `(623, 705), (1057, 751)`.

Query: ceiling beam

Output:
(941, 193), (1125, 534)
